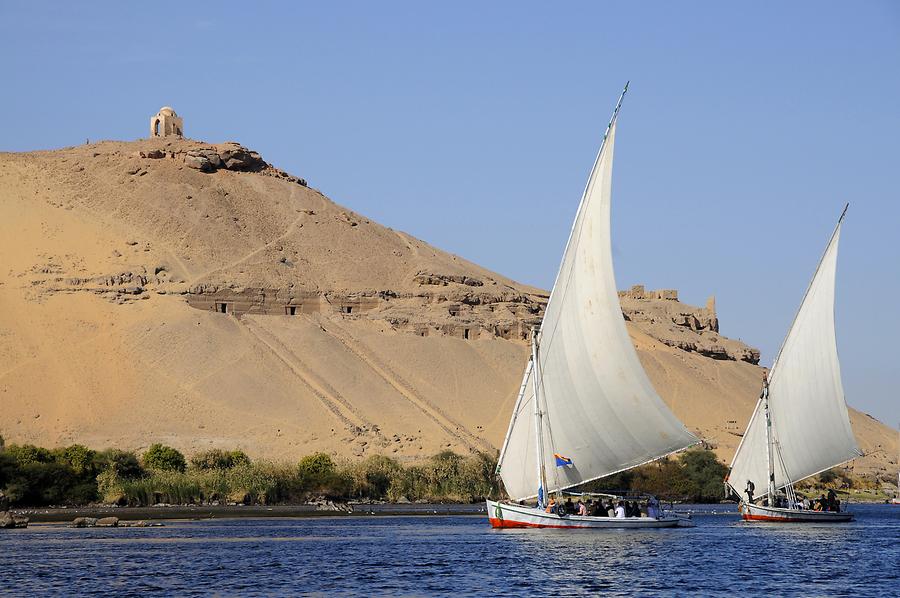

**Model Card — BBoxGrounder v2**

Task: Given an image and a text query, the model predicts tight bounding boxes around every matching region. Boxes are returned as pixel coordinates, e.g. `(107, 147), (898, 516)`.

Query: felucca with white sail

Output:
(726, 205), (862, 522)
(486, 84), (699, 529)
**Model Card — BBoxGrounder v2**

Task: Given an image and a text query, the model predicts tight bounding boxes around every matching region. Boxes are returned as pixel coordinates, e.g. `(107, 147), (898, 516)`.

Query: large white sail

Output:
(728, 212), (862, 498)
(497, 98), (700, 502)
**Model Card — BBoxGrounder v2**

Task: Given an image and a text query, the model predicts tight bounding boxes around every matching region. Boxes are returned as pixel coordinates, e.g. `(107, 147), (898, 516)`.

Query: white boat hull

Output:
(740, 502), (853, 522)
(486, 500), (693, 529)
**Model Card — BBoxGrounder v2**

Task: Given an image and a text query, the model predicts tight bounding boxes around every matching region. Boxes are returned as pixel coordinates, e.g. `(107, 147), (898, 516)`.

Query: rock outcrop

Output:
(0, 492), (28, 529)
(96, 516), (119, 527)
(70, 516), (153, 527)
(71, 517), (99, 528)
(309, 497), (353, 512)
(619, 285), (760, 364)
(180, 142), (303, 184)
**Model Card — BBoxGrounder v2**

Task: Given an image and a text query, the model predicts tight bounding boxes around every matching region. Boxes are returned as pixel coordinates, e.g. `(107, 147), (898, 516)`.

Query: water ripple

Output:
(0, 504), (896, 597)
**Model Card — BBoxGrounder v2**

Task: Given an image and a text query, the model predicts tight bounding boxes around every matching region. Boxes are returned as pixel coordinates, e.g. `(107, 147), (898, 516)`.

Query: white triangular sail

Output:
(728, 211), (862, 498)
(497, 92), (700, 501)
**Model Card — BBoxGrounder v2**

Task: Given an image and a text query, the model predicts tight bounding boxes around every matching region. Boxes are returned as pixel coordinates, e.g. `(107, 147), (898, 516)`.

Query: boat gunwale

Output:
(740, 502), (854, 523)
(486, 499), (686, 528)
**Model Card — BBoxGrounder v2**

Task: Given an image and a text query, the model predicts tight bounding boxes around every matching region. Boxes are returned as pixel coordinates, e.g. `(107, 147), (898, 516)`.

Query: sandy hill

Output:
(0, 138), (895, 490)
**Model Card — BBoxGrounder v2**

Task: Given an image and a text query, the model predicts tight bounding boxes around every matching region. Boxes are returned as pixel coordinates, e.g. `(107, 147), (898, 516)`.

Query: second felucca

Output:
(726, 205), (863, 522)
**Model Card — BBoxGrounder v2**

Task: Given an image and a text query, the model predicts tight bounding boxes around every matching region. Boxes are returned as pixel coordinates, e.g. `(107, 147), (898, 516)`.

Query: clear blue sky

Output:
(3, 2), (898, 426)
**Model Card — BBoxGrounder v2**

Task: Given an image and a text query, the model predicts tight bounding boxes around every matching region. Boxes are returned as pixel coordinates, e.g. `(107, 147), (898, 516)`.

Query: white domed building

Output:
(150, 106), (183, 137)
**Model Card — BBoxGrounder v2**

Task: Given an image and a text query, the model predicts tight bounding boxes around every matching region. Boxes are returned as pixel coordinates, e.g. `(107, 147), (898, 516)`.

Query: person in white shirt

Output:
(614, 501), (626, 518)
(647, 497), (659, 519)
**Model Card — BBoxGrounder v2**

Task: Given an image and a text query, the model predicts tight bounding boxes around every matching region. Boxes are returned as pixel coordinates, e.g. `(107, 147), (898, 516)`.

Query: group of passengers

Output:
(804, 489), (841, 512)
(761, 488), (842, 512)
(543, 496), (660, 519)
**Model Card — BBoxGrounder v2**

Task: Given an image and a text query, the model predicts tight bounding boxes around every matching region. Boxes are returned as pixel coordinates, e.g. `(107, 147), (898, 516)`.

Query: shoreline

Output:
(15, 503), (489, 523)
(15, 499), (890, 524)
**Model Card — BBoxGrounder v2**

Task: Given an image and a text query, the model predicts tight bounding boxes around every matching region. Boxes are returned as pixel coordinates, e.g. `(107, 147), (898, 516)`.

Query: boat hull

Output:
(740, 503), (853, 522)
(486, 500), (692, 529)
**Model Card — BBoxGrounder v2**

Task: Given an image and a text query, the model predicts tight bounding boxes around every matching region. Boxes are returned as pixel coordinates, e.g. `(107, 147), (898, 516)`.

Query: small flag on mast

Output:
(554, 453), (573, 467)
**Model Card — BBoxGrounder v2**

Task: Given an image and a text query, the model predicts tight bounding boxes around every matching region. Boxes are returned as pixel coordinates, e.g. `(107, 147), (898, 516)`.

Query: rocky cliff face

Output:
(619, 285), (760, 365)
(0, 138), (894, 490)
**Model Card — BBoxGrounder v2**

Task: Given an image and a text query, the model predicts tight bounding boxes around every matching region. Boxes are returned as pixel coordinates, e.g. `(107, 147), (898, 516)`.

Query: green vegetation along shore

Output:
(0, 435), (882, 509)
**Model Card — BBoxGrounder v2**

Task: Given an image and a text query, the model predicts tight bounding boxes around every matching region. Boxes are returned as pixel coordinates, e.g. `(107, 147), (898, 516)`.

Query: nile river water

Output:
(1, 504), (897, 596)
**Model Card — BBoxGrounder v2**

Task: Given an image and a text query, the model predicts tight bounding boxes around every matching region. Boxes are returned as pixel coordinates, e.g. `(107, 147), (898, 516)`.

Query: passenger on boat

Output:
(801, 497), (810, 510)
(632, 501), (643, 517)
(545, 497), (557, 514)
(590, 501), (605, 517)
(577, 500), (588, 516)
(647, 497), (659, 519)
(813, 497), (824, 511)
(615, 501), (626, 518)
(564, 498), (575, 515)
(744, 480), (755, 504)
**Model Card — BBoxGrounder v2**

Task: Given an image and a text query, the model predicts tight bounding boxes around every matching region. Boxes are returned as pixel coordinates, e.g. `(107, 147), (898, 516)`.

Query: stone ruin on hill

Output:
(619, 284), (759, 364)
(619, 284), (719, 332)
(150, 106), (183, 137)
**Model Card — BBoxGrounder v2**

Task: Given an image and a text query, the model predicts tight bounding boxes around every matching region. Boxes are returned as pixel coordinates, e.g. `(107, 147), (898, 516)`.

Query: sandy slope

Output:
(0, 139), (895, 489)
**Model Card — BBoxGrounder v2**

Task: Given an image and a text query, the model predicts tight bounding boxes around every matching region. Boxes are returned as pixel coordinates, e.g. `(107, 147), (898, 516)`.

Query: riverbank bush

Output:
(0, 443), (115, 505)
(1, 441), (760, 507)
(0, 441), (503, 507)
(582, 447), (729, 503)
(142, 444), (187, 473)
(190, 449), (251, 471)
(386, 450), (496, 502)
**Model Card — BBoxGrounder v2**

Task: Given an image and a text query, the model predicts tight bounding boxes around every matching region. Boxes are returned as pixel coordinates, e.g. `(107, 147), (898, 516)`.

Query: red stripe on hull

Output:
(743, 513), (800, 522)
(742, 513), (852, 523)
(488, 516), (583, 529)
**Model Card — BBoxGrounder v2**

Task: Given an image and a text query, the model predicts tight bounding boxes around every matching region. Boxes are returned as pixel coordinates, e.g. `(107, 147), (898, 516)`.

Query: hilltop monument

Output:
(150, 106), (183, 137)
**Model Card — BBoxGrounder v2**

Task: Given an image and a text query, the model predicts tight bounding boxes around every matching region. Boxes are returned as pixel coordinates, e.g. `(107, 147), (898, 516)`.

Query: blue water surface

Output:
(1, 504), (897, 597)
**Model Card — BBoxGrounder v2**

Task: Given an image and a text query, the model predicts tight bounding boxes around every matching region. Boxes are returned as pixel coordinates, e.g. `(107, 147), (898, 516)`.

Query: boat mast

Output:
(762, 376), (777, 506)
(531, 327), (548, 507)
